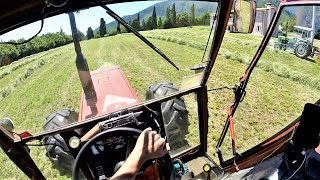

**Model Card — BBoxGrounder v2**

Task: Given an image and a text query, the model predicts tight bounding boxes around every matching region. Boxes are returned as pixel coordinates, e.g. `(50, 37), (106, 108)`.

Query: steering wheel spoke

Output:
(126, 136), (133, 159)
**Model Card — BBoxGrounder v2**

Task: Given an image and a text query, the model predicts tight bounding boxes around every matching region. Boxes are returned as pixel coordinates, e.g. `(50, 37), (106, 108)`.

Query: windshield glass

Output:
(0, 1), (217, 179)
(208, 3), (320, 162)
(237, 3), (320, 154)
(0, 1), (217, 134)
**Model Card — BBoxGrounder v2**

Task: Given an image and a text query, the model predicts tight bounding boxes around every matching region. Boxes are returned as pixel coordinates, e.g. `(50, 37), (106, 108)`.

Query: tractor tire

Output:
(295, 43), (312, 59)
(43, 108), (78, 177)
(146, 82), (189, 148)
(0, 117), (14, 132)
(274, 43), (280, 49)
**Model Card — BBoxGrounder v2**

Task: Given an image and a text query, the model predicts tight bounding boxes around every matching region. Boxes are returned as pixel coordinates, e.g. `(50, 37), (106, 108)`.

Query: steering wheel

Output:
(72, 127), (174, 180)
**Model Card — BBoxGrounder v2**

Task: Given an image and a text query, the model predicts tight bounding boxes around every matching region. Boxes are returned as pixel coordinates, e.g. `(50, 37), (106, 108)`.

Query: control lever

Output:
(203, 164), (212, 180)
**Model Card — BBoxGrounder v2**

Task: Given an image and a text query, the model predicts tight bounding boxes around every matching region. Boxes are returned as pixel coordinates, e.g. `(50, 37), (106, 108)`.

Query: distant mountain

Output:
(281, 9), (296, 21)
(94, 1), (217, 32)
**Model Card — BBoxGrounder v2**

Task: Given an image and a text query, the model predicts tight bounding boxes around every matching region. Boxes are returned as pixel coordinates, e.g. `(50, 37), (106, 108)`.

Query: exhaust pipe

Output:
(68, 12), (97, 116)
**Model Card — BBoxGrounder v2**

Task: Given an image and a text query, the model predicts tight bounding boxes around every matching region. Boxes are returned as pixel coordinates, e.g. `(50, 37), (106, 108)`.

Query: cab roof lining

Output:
(0, 0), (124, 35)
(0, 0), (218, 36)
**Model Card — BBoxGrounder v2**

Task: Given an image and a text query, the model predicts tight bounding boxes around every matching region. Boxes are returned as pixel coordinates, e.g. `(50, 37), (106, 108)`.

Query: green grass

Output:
(0, 26), (319, 179)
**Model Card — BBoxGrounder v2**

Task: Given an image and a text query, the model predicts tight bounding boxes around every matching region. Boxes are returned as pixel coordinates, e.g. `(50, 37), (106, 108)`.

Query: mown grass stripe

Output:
(143, 34), (320, 90)
(0, 54), (60, 101)
(0, 58), (38, 80)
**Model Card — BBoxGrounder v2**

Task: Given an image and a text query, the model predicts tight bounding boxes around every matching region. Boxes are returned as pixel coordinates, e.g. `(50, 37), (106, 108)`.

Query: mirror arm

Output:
(100, 4), (179, 70)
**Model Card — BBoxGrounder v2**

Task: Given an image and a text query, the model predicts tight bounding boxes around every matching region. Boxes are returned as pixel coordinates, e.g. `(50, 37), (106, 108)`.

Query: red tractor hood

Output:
(78, 66), (141, 121)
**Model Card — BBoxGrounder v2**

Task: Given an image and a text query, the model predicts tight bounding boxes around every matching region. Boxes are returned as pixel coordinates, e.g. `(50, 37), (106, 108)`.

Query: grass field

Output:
(0, 26), (319, 179)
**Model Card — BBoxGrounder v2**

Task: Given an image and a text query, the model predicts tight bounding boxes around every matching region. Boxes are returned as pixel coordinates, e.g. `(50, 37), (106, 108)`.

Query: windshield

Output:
(208, 2), (320, 162)
(0, 1), (217, 179)
(0, 1), (217, 133)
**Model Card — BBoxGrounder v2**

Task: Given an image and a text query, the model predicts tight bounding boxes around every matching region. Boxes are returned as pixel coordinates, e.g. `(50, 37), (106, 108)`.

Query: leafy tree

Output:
(190, 4), (195, 26)
(177, 12), (190, 27)
(77, 29), (85, 41)
(163, 20), (170, 29)
(199, 12), (210, 25)
(99, 18), (107, 37)
(151, 7), (157, 29)
(163, 7), (172, 29)
(286, 20), (297, 32)
(158, 17), (163, 29)
(137, 14), (140, 24)
(131, 14), (142, 31)
(120, 25), (128, 33)
(128, 20), (132, 26)
(0, 45), (19, 61)
(108, 29), (118, 36)
(0, 32), (73, 62)
(165, 7), (171, 22)
(117, 22), (121, 34)
(59, 27), (65, 35)
(146, 16), (153, 30)
(94, 33), (101, 39)
(131, 19), (139, 30)
(315, 29), (320, 40)
(171, 3), (177, 28)
(142, 19), (146, 30)
(87, 27), (94, 40)
(279, 10), (297, 32)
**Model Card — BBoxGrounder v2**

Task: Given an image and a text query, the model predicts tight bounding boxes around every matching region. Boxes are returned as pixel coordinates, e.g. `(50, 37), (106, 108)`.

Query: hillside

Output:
(94, 1), (217, 32)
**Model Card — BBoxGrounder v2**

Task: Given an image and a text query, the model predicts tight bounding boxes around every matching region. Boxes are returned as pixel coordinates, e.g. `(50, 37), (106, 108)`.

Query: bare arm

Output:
(111, 128), (170, 180)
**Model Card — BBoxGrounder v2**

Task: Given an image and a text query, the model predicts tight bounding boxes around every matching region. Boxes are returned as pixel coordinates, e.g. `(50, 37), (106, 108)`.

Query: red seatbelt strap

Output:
(228, 102), (240, 171)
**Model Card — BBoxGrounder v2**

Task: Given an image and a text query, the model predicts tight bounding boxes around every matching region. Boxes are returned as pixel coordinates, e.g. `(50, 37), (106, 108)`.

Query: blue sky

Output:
(0, 1), (159, 41)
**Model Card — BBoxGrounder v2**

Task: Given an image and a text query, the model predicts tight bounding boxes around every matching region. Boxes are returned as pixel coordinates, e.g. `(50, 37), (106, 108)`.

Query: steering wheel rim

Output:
(72, 127), (142, 180)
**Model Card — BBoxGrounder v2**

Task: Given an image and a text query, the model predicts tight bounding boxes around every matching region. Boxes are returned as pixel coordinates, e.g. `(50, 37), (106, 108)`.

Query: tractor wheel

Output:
(295, 43), (312, 59)
(146, 82), (189, 148)
(43, 108), (78, 177)
(0, 117), (14, 132)
(274, 43), (280, 49)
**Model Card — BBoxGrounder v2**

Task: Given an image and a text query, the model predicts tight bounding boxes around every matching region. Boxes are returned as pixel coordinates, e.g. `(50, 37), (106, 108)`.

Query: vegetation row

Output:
(0, 31), (73, 65)
(88, 4), (211, 38)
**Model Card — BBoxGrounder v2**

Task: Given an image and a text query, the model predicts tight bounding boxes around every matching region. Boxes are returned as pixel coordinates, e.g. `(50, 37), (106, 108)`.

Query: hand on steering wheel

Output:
(132, 127), (170, 163)
(111, 128), (170, 179)
(73, 127), (173, 180)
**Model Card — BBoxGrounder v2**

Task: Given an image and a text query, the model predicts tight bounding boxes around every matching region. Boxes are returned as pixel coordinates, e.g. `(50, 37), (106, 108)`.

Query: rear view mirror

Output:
(233, 0), (256, 33)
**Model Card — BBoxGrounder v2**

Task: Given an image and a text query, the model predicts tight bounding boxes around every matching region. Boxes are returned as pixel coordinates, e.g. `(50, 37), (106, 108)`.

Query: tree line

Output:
(86, 4), (211, 39)
(0, 29), (75, 63)
(0, 4), (211, 64)
(130, 4), (211, 30)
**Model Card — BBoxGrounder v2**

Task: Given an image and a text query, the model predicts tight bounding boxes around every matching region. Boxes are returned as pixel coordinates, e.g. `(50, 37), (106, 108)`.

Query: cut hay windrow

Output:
(143, 34), (205, 50)
(0, 54), (60, 101)
(220, 48), (320, 90)
(0, 58), (38, 80)
(0, 51), (53, 80)
(144, 34), (320, 91)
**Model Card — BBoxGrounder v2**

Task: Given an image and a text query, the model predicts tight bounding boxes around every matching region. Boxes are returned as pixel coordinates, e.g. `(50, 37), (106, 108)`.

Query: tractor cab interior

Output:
(0, 0), (319, 180)
(0, 0), (225, 179)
